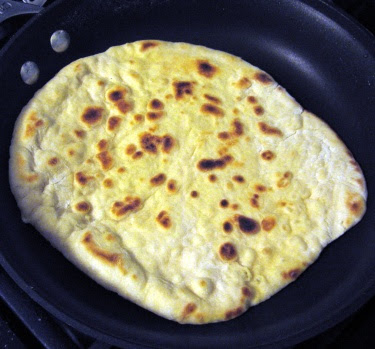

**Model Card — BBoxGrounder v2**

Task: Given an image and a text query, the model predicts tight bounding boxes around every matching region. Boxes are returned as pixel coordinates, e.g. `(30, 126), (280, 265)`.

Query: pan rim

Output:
(317, 0), (375, 44)
(1, 0), (375, 61)
(1, 0), (374, 347)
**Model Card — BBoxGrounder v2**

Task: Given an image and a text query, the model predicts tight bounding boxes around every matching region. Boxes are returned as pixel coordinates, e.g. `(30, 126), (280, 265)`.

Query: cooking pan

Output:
(0, 0), (374, 347)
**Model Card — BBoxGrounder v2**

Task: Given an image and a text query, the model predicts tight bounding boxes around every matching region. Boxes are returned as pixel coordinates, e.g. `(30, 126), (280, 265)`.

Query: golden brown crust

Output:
(9, 40), (366, 325)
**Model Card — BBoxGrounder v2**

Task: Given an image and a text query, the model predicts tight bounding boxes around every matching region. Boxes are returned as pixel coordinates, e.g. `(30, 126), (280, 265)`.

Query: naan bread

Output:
(9, 40), (366, 324)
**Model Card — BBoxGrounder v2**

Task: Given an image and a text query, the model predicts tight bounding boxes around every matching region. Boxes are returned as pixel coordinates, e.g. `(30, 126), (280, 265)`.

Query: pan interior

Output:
(0, 0), (374, 347)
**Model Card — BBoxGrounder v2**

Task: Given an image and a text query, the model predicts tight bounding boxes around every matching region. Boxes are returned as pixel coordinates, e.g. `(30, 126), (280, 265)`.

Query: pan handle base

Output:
(0, 0), (43, 24)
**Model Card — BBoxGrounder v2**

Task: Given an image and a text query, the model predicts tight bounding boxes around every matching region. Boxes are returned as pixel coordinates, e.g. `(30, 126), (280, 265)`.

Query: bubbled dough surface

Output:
(9, 40), (367, 324)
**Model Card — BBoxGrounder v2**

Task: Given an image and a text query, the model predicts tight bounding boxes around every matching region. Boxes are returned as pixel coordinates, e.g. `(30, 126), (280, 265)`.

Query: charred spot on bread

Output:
(81, 106), (104, 125)
(238, 216), (260, 234)
(197, 60), (217, 78)
(219, 242), (237, 261)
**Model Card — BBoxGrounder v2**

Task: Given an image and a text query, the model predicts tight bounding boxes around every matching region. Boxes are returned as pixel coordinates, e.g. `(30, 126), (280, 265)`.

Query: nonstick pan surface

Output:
(0, 0), (374, 348)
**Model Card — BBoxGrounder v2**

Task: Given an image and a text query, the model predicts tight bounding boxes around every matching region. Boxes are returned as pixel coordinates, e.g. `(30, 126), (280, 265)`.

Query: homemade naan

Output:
(9, 40), (366, 324)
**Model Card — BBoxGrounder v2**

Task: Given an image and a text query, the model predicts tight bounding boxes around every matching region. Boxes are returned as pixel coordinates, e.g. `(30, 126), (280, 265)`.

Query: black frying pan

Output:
(0, 0), (374, 348)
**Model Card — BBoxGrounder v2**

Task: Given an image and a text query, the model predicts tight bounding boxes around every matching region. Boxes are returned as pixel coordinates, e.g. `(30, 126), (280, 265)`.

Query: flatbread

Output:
(9, 40), (366, 324)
